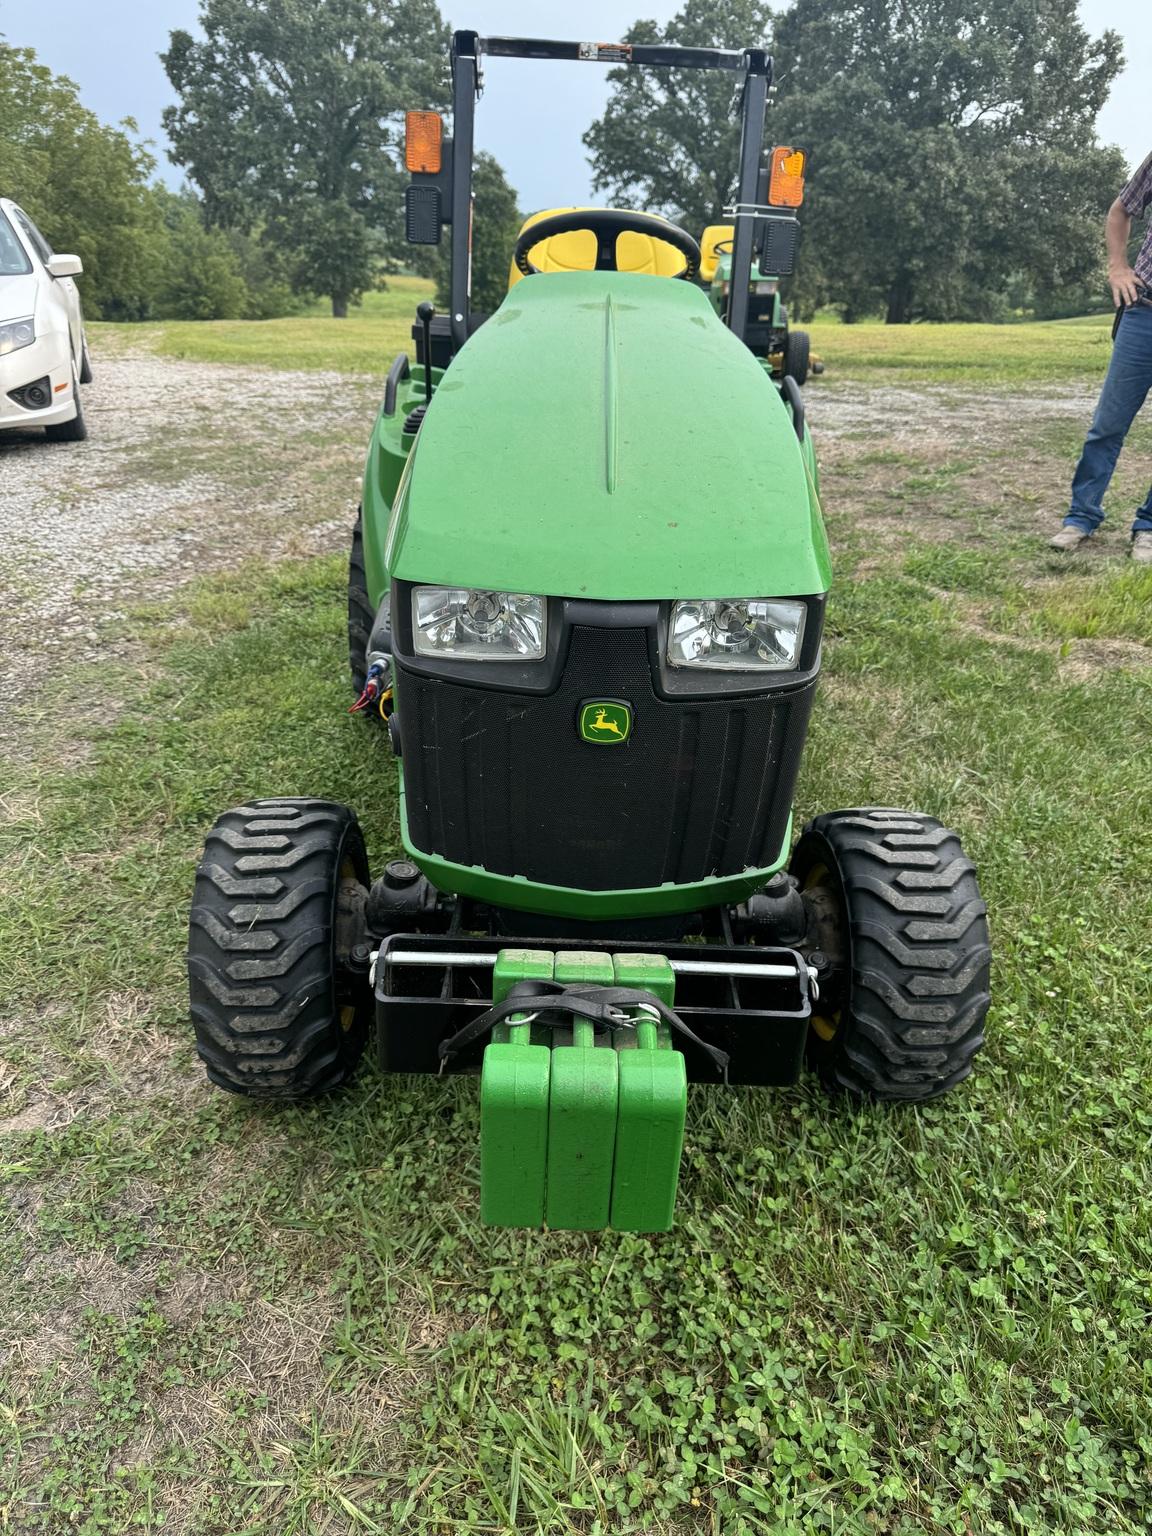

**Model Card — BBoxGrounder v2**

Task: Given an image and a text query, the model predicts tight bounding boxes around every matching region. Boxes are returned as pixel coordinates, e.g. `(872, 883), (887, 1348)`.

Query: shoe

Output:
(1048, 525), (1092, 551)
(1131, 531), (1152, 564)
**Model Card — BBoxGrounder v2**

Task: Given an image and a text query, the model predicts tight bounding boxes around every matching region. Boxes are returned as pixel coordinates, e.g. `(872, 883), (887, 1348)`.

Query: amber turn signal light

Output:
(768, 146), (806, 208)
(405, 111), (443, 174)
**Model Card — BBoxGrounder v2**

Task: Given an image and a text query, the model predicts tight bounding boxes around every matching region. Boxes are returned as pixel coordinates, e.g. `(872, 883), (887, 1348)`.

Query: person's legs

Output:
(1065, 305), (1152, 534)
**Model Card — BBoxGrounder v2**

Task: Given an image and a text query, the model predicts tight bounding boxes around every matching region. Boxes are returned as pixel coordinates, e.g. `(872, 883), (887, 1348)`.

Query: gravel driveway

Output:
(0, 352), (380, 742)
(0, 347), (1134, 753)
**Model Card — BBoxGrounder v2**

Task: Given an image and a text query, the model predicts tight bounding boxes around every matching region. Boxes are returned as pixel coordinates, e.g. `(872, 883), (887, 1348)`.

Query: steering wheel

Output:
(514, 209), (702, 281)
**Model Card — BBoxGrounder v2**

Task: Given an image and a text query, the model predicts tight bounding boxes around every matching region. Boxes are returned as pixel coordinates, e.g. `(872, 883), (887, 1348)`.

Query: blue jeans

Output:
(1066, 301), (1152, 534)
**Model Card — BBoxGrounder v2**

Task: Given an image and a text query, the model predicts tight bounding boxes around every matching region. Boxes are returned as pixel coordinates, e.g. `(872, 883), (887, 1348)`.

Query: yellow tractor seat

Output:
(699, 224), (735, 284)
(508, 207), (691, 289)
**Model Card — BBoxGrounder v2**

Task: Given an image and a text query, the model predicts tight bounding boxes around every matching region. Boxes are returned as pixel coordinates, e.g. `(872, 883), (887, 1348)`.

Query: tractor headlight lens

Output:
(0, 317), (35, 356)
(412, 586), (546, 661)
(667, 598), (806, 670)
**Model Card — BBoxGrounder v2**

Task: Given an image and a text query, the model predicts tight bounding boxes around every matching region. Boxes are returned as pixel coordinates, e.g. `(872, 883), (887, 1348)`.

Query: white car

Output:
(0, 196), (92, 442)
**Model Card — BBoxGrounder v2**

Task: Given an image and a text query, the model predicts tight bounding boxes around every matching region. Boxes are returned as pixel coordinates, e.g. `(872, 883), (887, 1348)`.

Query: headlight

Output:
(668, 598), (806, 671)
(412, 586), (546, 661)
(0, 317), (35, 357)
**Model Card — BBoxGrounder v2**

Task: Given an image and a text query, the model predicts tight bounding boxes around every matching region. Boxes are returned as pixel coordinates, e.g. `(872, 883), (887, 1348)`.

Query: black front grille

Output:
(399, 625), (815, 891)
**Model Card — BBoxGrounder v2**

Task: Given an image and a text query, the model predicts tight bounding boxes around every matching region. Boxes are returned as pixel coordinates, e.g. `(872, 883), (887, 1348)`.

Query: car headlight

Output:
(412, 586), (546, 661)
(0, 317), (35, 357)
(668, 598), (806, 670)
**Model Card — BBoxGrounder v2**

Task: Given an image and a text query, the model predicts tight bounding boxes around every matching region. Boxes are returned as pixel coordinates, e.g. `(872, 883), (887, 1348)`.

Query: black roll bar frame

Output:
(442, 32), (774, 354)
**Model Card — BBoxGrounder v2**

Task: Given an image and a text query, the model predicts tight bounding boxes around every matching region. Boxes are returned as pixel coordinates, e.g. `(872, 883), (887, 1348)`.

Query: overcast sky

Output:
(2, 0), (1148, 213)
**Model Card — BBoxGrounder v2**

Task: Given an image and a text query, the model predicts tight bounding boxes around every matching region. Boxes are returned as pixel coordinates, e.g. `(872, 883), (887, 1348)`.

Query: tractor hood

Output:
(388, 271), (830, 601)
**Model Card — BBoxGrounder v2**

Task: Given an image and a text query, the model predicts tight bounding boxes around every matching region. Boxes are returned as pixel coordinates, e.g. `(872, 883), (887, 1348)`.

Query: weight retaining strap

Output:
(438, 979), (730, 1081)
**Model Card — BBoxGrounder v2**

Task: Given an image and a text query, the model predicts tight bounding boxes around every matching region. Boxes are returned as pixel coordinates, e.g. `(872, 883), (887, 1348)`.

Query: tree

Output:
(162, 0), (451, 316)
(583, 0), (775, 234)
(0, 43), (165, 318)
(152, 188), (249, 319)
(221, 224), (306, 319)
(420, 152), (522, 315)
(770, 0), (1126, 322)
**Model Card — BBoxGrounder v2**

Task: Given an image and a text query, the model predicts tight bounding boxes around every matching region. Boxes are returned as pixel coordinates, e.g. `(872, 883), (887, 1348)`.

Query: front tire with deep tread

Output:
(188, 798), (372, 1099)
(791, 808), (990, 1101)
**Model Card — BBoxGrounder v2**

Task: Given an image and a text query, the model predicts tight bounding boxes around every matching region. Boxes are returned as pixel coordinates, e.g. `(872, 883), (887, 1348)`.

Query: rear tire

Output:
(783, 328), (810, 386)
(791, 808), (990, 1101)
(188, 798), (372, 1099)
(45, 366), (87, 442)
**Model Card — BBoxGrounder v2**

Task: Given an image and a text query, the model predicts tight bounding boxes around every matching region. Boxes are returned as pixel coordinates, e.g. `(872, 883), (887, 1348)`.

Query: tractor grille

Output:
(398, 624), (815, 891)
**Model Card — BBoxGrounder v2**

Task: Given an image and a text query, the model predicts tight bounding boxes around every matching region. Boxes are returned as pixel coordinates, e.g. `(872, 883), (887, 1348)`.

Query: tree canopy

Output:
(583, 0), (775, 236)
(419, 152), (522, 316)
(0, 43), (164, 318)
(584, 0), (1127, 321)
(771, 0), (1126, 321)
(162, 0), (451, 315)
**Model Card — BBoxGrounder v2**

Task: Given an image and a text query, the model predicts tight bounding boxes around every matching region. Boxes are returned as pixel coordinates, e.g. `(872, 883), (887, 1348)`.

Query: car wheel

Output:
(45, 365), (87, 443)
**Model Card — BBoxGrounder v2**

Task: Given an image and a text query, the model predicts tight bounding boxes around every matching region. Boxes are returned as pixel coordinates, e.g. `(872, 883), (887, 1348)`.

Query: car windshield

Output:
(0, 210), (32, 276)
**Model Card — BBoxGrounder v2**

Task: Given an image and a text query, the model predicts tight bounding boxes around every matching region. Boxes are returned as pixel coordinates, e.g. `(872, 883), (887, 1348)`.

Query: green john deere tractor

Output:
(187, 31), (991, 1235)
(698, 147), (822, 386)
(700, 231), (817, 384)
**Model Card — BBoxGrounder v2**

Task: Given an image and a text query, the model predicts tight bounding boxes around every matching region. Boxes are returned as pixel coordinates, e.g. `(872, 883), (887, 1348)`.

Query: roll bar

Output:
(424, 31), (775, 352)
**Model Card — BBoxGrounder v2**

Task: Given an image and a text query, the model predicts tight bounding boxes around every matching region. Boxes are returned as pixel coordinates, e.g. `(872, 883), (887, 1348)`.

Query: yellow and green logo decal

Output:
(579, 700), (632, 745)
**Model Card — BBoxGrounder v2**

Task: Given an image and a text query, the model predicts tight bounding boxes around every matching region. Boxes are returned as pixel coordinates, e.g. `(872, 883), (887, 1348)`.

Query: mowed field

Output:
(111, 277), (1119, 387)
(2, 287), (1152, 1533)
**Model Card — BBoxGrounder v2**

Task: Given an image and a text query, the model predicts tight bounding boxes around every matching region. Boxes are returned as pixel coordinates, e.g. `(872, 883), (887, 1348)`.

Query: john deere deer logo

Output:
(579, 700), (632, 745)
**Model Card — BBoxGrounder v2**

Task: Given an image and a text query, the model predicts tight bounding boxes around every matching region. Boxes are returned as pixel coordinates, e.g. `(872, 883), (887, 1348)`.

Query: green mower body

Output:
(362, 270), (828, 922)
(367, 274), (825, 602)
(187, 30), (991, 1236)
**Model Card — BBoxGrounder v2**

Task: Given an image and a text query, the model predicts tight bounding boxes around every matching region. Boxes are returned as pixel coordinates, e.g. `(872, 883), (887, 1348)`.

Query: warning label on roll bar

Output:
(578, 42), (633, 62)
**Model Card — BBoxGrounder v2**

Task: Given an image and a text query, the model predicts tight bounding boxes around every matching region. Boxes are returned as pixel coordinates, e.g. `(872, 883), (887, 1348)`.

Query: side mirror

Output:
(47, 254), (83, 278)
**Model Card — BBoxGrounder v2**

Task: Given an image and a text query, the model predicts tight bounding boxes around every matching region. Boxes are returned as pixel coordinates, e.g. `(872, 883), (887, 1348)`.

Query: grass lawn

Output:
(92, 276), (1115, 388)
(3, 323), (1152, 1532)
(806, 313), (1115, 386)
(91, 277), (435, 375)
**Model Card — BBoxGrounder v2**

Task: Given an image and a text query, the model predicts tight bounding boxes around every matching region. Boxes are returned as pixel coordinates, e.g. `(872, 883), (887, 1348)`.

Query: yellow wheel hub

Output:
(803, 861), (842, 1043)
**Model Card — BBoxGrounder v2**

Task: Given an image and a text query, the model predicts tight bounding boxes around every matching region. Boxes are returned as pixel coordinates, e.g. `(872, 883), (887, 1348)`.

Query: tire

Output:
(349, 510), (391, 728)
(790, 808), (990, 1101)
(79, 338), (94, 384)
(348, 510), (383, 698)
(45, 365), (87, 442)
(188, 798), (372, 1099)
(783, 328), (810, 386)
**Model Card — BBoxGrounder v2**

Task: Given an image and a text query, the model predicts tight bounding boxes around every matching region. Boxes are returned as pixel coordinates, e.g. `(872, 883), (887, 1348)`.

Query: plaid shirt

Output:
(1120, 152), (1152, 289)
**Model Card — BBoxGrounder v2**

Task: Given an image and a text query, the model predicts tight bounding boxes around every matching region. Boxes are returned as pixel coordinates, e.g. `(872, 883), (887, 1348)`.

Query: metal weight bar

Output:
(383, 950), (806, 980)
